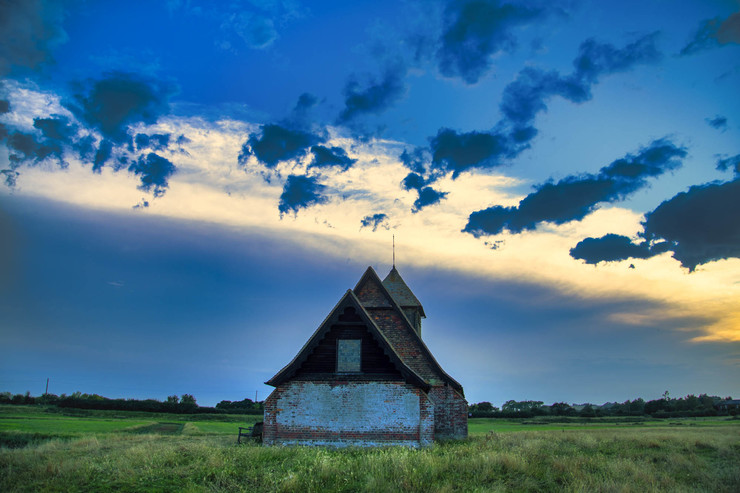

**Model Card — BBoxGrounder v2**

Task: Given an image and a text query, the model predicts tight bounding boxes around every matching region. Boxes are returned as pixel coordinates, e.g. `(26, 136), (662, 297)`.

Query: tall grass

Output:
(2, 426), (739, 492)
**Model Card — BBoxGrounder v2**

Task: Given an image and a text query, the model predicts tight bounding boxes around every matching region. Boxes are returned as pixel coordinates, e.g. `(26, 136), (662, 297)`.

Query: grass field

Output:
(1, 405), (739, 492)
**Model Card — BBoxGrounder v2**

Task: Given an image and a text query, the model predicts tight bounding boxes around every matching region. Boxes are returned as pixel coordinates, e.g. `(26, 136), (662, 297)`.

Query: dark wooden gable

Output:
(265, 289), (428, 390)
(293, 305), (402, 378)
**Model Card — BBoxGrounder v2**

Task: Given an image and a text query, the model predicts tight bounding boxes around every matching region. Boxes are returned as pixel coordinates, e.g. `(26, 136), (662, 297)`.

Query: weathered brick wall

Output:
(428, 384), (468, 440)
(263, 380), (434, 447)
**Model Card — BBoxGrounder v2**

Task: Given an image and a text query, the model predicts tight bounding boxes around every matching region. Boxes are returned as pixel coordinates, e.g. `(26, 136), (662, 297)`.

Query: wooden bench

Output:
(237, 426), (252, 444)
(237, 422), (263, 443)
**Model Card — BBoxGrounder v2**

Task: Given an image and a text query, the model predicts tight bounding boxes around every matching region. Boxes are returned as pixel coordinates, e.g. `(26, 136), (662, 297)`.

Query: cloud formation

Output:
(308, 145), (356, 171)
(66, 71), (175, 145)
(705, 115), (728, 132)
(642, 177), (740, 270)
(135, 133), (171, 152)
(680, 12), (740, 56)
(238, 124), (321, 169)
(716, 154), (740, 175)
(436, 0), (543, 84)
(401, 33), (662, 212)
(0, 84), (179, 198)
(278, 174), (328, 216)
(464, 138), (686, 236)
(128, 153), (176, 197)
(400, 170), (449, 212)
(1, 115), (80, 169)
(569, 234), (668, 265)
(571, 176), (740, 272)
(360, 213), (390, 232)
(338, 63), (407, 123)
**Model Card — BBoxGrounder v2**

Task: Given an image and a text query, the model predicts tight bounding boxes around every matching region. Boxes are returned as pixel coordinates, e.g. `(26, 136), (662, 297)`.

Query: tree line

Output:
(469, 393), (738, 418)
(0, 391), (264, 415)
(3, 390), (736, 418)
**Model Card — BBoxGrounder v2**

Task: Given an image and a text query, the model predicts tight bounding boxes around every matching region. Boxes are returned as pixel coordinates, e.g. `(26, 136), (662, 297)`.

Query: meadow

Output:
(1, 405), (739, 492)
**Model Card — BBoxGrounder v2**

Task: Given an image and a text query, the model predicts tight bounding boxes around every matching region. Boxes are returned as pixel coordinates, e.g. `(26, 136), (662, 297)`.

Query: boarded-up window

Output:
(337, 339), (361, 372)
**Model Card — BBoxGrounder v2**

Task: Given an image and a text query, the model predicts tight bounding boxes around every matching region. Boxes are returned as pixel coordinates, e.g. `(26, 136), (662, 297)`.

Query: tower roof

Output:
(382, 266), (425, 318)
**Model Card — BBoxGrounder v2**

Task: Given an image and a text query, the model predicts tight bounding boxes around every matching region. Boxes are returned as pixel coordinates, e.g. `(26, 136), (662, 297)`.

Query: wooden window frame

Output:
(336, 339), (361, 373)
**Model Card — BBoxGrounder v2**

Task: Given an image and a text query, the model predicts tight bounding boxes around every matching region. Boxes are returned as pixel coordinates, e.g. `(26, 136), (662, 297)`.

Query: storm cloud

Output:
(135, 133), (171, 152)
(642, 178), (740, 271)
(66, 71), (175, 144)
(308, 145), (356, 171)
(360, 213), (390, 232)
(238, 124), (321, 169)
(402, 33), (663, 212)
(128, 153), (176, 197)
(278, 174), (328, 216)
(429, 128), (513, 178)
(716, 154), (740, 175)
(338, 64), (407, 123)
(680, 11), (740, 56)
(2, 115), (82, 169)
(571, 176), (740, 271)
(0, 109), (180, 196)
(436, 0), (543, 84)
(569, 234), (666, 265)
(464, 139), (686, 236)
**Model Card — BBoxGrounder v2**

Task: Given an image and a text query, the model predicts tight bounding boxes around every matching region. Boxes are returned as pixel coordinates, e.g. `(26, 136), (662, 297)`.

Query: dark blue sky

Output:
(1, 0), (739, 406)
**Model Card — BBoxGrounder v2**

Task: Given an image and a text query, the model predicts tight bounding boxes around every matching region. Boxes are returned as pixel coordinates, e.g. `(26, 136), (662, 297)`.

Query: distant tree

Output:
(580, 404), (596, 417)
(37, 393), (60, 405)
(550, 402), (575, 416)
(180, 394), (197, 411)
(501, 400), (544, 416)
(166, 395), (179, 404)
(475, 402), (495, 412)
(628, 398), (645, 415)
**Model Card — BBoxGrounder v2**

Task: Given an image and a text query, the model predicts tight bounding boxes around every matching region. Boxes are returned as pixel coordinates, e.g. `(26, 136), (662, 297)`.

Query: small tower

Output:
(382, 266), (426, 336)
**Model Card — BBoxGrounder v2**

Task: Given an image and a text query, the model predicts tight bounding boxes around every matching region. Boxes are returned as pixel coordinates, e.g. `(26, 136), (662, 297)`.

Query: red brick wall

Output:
(428, 384), (468, 440)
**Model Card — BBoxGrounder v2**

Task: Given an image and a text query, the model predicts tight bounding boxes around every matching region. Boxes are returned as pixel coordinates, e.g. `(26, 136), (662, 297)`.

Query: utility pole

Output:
(255, 390), (258, 403)
(45, 378), (49, 395)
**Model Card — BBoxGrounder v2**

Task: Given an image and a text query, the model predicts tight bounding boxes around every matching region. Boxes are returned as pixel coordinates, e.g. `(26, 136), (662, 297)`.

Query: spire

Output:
(392, 234), (395, 268)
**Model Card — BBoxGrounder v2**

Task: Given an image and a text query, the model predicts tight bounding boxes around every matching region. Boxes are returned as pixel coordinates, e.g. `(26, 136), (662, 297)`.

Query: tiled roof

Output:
(355, 267), (463, 396)
(382, 266), (425, 317)
(265, 266), (464, 397)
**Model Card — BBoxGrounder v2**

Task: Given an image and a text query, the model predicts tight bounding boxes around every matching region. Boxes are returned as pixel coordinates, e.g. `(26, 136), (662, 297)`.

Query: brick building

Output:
(263, 266), (467, 447)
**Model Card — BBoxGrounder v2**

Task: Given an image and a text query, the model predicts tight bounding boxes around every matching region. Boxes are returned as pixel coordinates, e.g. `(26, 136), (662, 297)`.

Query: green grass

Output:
(468, 416), (737, 435)
(1, 406), (739, 492)
(0, 405), (260, 448)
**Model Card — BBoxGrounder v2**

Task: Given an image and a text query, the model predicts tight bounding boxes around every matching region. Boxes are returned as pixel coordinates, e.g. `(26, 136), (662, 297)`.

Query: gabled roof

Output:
(353, 267), (464, 396)
(265, 289), (429, 391)
(382, 266), (426, 317)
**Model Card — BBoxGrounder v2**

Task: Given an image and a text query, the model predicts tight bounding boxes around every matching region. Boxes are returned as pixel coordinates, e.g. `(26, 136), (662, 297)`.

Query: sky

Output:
(1, 0), (739, 408)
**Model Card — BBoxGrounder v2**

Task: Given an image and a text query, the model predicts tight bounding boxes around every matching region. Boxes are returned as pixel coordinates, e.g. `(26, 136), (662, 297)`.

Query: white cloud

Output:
(2, 92), (739, 343)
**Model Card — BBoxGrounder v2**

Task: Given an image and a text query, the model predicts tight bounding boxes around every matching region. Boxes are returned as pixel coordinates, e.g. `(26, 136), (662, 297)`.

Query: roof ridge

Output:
(382, 267), (425, 316)
(355, 267), (464, 396)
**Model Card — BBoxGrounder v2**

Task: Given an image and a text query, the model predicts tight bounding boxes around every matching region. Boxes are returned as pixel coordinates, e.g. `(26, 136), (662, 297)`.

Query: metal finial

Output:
(392, 234), (395, 268)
